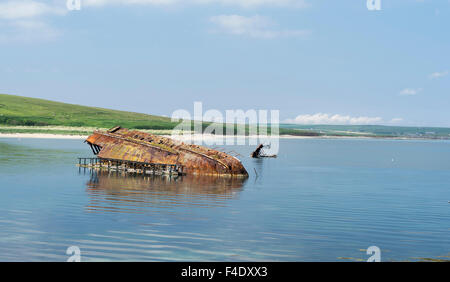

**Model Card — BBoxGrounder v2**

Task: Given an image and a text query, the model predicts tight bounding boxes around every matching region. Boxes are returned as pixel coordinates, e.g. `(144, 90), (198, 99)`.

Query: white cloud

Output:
(210, 15), (310, 39)
(0, 1), (66, 42)
(0, 1), (65, 20)
(285, 113), (384, 125)
(204, 0), (308, 8)
(84, 0), (178, 6)
(0, 0), (309, 42)
(84, 0), (309, 8)
(429, 70), (448, 79)
(0, 0), (309, 43)
(399, 88), (422, 96)
(389, 118), (404, 124)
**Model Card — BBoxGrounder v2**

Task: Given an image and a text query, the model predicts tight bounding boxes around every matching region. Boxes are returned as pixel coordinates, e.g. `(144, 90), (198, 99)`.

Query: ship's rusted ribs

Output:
(96, 130), (229, 170)
(176, 146), (230, 170)
(88, 143), (96, 155)
(107, 126), (121, 133)
(85, 127), (248, 176)
(94, 130), (179, 155)
(87, 142), (101, 155)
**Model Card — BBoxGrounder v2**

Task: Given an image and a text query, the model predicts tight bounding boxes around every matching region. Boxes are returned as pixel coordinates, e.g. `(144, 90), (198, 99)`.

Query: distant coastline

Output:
(1, 125), (450, 141)
(3, 125), (448, 140)
(1, 132), (448, 141)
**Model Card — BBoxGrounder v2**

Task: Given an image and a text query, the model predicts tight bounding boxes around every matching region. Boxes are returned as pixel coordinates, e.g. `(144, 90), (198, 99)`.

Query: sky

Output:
(0, 0), (449, 127)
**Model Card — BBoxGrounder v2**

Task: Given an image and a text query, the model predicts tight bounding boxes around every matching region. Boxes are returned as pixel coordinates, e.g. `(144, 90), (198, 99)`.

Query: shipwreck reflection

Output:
(83, 170), (247, 214)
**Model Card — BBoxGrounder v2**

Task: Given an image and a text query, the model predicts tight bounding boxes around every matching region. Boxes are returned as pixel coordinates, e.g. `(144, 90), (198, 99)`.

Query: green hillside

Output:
(0, 94), (177, 129)
(0, 94), (312, 136)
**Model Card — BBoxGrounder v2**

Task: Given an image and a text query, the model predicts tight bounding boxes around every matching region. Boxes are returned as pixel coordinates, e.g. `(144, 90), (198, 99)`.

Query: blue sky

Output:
(0, 0), (449, 127)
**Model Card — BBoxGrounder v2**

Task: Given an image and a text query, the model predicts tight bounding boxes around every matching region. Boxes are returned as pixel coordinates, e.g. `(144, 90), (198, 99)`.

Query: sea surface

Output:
(0, 137), (449, 262)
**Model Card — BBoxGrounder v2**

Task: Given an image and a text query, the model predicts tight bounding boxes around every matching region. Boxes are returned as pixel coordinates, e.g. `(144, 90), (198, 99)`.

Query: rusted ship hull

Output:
(85, 127), (248, 176)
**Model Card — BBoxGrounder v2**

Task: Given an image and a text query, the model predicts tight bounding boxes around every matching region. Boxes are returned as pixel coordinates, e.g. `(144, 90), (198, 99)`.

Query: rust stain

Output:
(85, 127), (248, 176)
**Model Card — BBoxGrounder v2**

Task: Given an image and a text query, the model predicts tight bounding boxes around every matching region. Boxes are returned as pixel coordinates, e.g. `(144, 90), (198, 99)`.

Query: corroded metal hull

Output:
(85, 127), (248, 176)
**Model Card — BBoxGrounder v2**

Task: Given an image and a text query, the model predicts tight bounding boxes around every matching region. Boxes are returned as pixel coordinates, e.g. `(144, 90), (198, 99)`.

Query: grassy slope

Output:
(0, 94), (316, 136)
(0, 94), (177, 129)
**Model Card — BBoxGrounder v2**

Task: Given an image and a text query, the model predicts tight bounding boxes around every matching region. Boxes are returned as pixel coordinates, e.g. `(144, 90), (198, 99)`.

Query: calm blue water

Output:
(0, 137), (449, 262)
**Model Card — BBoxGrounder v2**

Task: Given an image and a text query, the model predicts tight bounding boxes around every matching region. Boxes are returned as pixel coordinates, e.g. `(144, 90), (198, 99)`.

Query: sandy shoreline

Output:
(0, 133), (89, 139)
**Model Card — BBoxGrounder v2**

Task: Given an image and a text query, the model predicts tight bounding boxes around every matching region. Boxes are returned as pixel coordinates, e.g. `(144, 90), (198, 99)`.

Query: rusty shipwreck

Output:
(83, 126), (248, 176)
